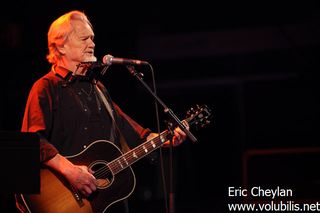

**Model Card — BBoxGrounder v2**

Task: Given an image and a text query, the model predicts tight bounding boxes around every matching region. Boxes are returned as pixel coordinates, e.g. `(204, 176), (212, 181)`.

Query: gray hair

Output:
(46, 10), (93, 64)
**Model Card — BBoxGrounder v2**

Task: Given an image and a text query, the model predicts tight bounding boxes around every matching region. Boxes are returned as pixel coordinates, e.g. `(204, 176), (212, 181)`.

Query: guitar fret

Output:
(160, 135), (166, 143)
(143, 145), (148, 153)
(117, 159), (124, 169)
(123, 156), (129, 165)
(150, 140), (156, 148)
(132, 151), (138, 158)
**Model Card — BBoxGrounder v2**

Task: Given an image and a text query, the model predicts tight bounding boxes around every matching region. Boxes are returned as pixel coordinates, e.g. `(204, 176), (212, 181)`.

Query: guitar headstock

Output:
(185, 104), (213, 130)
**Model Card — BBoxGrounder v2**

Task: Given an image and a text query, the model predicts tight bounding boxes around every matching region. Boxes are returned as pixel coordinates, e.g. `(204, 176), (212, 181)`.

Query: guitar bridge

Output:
(70, 185), (84, 207)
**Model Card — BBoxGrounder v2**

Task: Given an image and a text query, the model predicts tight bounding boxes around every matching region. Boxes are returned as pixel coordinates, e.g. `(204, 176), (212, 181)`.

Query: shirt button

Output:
(84, 108), (88, 111)
(84, 127), (88, 130)
(83, 145), (87, 149)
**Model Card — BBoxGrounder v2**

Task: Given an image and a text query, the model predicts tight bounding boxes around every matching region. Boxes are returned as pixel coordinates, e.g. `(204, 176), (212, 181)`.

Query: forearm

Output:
(43, 154), (75, 176)
(43, 153), (97, 196)
(38, 135), (59, 162)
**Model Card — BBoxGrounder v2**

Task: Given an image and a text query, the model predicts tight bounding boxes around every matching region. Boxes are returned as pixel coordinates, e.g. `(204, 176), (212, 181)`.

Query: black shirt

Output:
(21, 66), (151, 161)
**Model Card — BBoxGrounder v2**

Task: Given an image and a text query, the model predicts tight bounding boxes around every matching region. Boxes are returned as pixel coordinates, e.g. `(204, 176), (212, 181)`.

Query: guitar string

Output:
(93, 116), (195, 177)
(94, 114), (205, 178)
(96, 110), (210, 177)
(94, 113), (205, 178)
(94, 139), (162, 178)
(93, 134), (166, 178)
(94, 114), (206, 178)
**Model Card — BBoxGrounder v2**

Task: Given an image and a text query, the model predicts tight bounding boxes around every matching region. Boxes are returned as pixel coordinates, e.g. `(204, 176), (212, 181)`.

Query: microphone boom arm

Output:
(126, 65), (197, 143)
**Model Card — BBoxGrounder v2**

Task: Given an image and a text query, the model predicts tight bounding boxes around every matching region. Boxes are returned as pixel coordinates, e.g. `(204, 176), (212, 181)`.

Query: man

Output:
(16, 10), (187, 213)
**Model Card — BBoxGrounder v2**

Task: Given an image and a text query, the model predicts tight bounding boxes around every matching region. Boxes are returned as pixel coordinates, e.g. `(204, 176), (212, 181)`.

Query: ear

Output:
(56, 44), (66, 55)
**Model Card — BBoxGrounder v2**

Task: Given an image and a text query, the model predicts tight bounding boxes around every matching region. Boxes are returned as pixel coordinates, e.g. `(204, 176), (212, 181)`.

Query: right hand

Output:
(45, 154), (97, 197)
(66, 165), (97, 197)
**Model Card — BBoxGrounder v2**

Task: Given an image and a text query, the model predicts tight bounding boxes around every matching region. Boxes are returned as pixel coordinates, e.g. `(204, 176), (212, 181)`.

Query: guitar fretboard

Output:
(108, 130), (171, 174)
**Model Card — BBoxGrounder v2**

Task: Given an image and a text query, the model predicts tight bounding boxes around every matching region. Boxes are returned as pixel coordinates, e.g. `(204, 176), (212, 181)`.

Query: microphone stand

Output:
(126, 65), (197, 213)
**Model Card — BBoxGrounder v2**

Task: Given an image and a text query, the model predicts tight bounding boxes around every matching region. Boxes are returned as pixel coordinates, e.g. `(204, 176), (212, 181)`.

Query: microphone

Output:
(80, 61), (110, 80)
(102, 54), (149, 65)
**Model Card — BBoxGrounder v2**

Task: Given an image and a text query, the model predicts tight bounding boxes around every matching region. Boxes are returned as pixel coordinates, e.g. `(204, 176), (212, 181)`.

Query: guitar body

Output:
(20, 140), (136, 213)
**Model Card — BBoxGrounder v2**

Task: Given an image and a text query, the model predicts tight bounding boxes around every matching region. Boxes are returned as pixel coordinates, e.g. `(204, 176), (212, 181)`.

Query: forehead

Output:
(71, 20), (94, 37)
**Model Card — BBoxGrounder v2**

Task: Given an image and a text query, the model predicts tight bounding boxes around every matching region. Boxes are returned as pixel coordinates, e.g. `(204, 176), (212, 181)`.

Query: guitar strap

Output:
(94, 83), (131, 213)
(94, 84), (130, 153)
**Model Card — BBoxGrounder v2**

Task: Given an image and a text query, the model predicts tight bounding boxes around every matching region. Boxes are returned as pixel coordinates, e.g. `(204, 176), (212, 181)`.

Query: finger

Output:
(88, 179), (97, 191)
(173, 136), (182, 146)
(174, 129), (187, 142)
(81, 185), (93, 196)
(83, 175), (97, 191)
(174, 128), (183, 138)
(176, 127), (187, 136)
(80, 166), (96, 181)
(182, 120), (190, 130)
(88, 167), (95, 174)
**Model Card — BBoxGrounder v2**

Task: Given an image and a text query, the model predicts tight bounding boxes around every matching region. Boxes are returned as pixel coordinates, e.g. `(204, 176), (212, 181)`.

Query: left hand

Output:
(148, 122), (189, 147)
(171, 126), (188, 146)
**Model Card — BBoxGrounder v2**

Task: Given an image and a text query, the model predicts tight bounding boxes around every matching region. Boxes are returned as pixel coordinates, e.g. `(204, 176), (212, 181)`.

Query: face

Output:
(60, 20), (96, 71)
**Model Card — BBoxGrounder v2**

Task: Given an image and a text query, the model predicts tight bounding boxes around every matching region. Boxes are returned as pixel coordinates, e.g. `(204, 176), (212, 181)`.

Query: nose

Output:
(88, 38), (95, 48)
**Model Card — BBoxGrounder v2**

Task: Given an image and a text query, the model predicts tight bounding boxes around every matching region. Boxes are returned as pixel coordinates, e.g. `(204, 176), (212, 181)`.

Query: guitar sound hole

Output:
(90, 160), (113, 189)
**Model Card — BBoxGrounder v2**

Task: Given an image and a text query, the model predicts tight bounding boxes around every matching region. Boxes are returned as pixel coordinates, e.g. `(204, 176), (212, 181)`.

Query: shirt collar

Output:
(52, 66), (73, 80)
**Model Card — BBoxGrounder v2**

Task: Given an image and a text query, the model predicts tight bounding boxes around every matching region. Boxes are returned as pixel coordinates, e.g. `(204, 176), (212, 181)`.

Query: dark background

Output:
(1, 1), (319, 212)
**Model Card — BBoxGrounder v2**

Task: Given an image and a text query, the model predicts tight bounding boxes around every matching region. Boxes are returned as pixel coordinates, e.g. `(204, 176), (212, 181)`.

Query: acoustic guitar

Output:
(19, 105), (212, 213)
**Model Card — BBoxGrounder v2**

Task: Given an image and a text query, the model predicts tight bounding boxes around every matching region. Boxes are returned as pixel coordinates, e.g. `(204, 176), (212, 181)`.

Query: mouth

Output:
(83, 53), (97, 62)
(85, 51), (94, 55)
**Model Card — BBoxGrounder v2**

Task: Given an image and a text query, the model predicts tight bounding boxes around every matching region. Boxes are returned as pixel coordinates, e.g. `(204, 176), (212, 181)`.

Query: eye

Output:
(83, 36), (94, 42)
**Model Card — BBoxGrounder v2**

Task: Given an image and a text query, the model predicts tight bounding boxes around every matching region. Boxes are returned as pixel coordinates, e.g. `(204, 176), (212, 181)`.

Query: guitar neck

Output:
(106, 104), (211, 175)
(108, 130), (171, 175)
